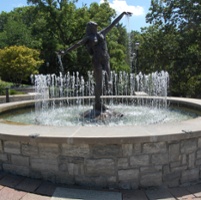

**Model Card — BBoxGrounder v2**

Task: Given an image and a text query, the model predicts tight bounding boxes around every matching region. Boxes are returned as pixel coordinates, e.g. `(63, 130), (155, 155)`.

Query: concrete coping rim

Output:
(0, 96), (201, 144)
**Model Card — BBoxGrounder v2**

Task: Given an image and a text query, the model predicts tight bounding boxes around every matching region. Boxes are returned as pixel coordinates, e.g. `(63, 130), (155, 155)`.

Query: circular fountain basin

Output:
(0, 96), (201, 189)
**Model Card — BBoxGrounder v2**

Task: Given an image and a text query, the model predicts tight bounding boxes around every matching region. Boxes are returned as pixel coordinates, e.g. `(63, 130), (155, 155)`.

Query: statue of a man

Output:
(57, 12), (132, 111)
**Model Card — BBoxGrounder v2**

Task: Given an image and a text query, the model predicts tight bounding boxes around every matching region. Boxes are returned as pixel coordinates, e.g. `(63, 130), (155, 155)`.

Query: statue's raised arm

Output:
(56, 37), (88, 56)
(101, 12), (132, 35)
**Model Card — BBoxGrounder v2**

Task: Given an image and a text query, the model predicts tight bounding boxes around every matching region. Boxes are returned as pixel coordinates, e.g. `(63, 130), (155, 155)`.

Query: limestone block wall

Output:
(0, 134), (201, 189)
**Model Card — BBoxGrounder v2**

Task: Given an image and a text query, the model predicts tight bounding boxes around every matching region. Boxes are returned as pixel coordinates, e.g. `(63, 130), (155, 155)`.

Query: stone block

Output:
(91, 144), (121, 157)
(133, 144), (141, 154)
(118, 169), (139, 181)
(122, 144), (133, 156)
(140, 172), (162, 187)
(195, 158), (201, 166)
(4, 141), (21, 154)
(58, 156), (84, 172)
(140, 166), (162, 173)
(151, 153), (169, 165)
(181, 154), (187, 165)
(62, 144), (90, 157)
(107, 176), (117, 188)
(171, 165), (187, 172)
(165, 179), (180, 188)
(188, 153), (195, 168)
(31, 157), (58, 171)
(22, 144), (38, 156)
(0, 140), (3, 152)
(75, 175), (108, 188)
(143, 142), (167, 154)
(181, 168), (199, 183)
(117, 158), (129, 169)
(181, 139), (197, 154)
(40, 171), (56, 183)
(29, 170), (42, 179)
(130, 154), (150, 166)
(86, 158), (115, 176)
(197, 149), (201, 158)
(163, 165), (170, 175)
(38, 143), (59, 158)
(163, 171), (181, 182)
(3, 163), (30, 176)
(56, 172), (74, 185)
(67, 163), (84, 176)
(169, 143), (180, 162)
(0, 153), (8, 162)
(11, 155), (29, 166)
(198, 138), (201, 148)
(170, 161), (181, 168)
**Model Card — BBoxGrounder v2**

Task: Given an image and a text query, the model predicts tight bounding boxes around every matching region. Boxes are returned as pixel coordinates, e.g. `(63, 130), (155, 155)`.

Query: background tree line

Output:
(0, 0), (200, 98)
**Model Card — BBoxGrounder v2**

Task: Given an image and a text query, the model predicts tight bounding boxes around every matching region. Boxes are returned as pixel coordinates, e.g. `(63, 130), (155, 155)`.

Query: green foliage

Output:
(0, 46), (43, 84)
(141, 0), (201, 97)
(0, 0), (130, 77)
(0, 80), (7, 95)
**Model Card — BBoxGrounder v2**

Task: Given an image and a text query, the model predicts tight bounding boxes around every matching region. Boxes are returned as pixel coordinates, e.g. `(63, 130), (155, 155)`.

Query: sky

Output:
(0, 0), (151, 31)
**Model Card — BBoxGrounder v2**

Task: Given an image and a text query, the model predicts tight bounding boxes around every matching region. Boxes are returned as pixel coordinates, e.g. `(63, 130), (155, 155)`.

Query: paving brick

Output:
(21, 193), (51, 200)
(15, 177), (42, 192)
(35, 181), (56, 196)
(0, 187), (27, 200)
(0, 174), (25, 188)
(122, 190), (148, 200)
(169, 187), (195, 200)
(0, 171), (7, 179)
(187, 184), (201, 198)
(145, 188), (176, 200)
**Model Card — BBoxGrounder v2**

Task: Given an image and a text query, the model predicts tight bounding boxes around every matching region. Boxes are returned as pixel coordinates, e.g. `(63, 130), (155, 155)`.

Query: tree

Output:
(0, 7), (42, 49)
(0, 46), (43, 84)
(144, 0), (201, 97)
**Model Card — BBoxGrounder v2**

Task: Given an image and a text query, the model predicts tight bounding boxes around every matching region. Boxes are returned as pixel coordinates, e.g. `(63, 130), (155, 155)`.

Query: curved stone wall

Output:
(0, 97), (201, 189)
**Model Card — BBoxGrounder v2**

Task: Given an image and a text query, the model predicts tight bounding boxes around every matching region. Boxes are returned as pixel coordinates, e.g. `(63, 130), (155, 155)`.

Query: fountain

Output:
(0, 12), (201, 190)
(24, 70), (173, 127)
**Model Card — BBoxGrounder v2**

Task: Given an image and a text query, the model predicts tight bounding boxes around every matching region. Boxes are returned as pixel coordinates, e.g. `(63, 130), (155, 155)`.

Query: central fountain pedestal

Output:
(81, 103), (123, 122)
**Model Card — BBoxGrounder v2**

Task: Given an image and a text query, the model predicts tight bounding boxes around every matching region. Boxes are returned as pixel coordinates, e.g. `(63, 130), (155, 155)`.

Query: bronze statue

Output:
(57, 11), (132, 115)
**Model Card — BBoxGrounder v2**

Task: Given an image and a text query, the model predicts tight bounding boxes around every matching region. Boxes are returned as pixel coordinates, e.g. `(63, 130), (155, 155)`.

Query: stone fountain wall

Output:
(0, 133), (201, 189)
(0, 97), (201, 189)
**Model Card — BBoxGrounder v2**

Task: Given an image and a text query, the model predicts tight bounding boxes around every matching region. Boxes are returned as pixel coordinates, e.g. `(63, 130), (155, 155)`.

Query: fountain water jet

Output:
(31, 70), (170, 126)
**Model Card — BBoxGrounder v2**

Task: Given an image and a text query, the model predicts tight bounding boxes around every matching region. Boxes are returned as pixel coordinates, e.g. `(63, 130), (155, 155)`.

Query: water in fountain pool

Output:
(4, 70), (190, 127)
(1, 104), (197, 127)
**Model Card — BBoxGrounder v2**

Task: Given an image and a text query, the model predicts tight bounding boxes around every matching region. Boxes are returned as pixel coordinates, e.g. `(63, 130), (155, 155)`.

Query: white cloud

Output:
(100, 0), (145, 16)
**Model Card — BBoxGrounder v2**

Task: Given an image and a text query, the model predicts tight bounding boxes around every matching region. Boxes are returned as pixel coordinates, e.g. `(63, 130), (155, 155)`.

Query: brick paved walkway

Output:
(1, 171), (201, 200)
